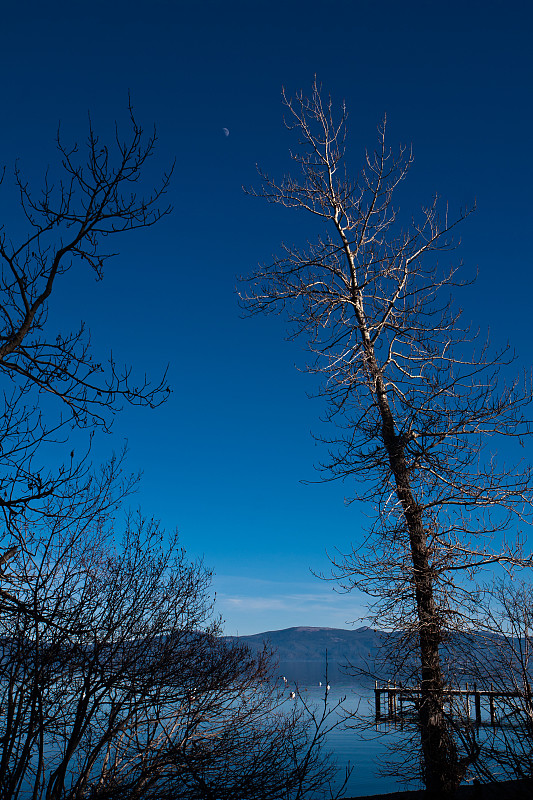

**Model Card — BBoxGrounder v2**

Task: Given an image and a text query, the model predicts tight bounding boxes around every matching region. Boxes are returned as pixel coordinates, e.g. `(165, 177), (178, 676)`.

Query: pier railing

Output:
(374, 681), (530, 726)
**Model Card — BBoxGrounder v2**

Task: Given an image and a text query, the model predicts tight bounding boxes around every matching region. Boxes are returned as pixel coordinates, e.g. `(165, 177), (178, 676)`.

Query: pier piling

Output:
(374, 682), (521, 726)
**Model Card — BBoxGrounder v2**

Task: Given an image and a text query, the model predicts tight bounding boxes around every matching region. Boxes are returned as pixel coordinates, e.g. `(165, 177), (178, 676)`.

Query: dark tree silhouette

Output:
(0, 104), (172, 526)
(0, 480), (343, 800)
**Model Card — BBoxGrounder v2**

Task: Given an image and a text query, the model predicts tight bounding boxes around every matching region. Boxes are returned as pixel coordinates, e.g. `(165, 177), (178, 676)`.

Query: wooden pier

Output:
(374, 681), (528, 727)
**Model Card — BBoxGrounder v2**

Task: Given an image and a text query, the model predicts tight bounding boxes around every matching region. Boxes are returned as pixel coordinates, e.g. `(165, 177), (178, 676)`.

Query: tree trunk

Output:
(369, 342), (460, 794)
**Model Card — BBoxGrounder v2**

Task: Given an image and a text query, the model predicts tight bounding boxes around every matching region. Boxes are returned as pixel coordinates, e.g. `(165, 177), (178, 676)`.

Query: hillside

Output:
(227, 626), (520, 687)
(235, 626), (383, 664)
(227, 626), (388, 685)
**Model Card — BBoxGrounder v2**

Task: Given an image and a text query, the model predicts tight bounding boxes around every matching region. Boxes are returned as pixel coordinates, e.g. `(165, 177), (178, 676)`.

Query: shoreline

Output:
(344, 777), (531, 799)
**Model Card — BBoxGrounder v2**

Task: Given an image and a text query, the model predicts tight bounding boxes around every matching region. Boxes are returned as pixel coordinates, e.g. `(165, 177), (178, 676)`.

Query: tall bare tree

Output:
(240, 80), (533, 796)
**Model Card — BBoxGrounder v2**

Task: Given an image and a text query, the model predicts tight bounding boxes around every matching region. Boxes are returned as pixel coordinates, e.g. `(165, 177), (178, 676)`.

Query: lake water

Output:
(286, 683), (417, 798)
(280, 662), (520, 798)
(12, 657), (504, 799)
(278, 661), (421, 797)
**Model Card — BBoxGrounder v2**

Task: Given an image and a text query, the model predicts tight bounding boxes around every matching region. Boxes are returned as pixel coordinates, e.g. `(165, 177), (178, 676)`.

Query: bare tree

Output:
(0, 103), (172, 528)
(0, 477), (344, 800)
(240, 80), (533, 796)
(448, 580), (533, 793)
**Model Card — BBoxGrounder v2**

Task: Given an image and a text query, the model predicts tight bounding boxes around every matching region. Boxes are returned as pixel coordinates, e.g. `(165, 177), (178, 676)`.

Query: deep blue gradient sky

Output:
(1, 0), (532, 634)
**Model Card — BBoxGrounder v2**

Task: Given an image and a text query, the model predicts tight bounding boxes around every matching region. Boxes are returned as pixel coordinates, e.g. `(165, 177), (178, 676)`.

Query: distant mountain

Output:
(233, 626), (383, 664)
(227, 626), (388, 685)
(227, 626), (525, 688)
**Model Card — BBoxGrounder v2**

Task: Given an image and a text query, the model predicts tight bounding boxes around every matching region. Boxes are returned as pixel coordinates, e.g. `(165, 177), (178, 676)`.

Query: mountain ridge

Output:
(225, 626), (518, 687)
(225, 626), (387, 684)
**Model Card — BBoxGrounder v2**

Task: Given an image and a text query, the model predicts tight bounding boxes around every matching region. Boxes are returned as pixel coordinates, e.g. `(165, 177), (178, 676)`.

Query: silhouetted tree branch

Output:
(0, 103), (172, 522)
(0, 484), (343, 800)
(450, 580), (533, 789)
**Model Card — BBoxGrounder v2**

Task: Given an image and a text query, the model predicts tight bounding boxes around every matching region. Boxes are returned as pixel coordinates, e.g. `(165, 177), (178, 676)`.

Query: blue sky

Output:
(1, 0), (532, 634)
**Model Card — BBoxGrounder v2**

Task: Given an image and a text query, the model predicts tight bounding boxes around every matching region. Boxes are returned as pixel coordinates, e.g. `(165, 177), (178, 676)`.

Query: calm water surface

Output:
(281, 662), (514, 797)
(278, 662), (421, 797)
(290, 685), (415, 797)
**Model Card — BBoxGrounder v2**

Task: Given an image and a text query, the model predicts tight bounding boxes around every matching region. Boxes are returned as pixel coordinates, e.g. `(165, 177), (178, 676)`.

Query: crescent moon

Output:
(222, 127), (230, 137)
